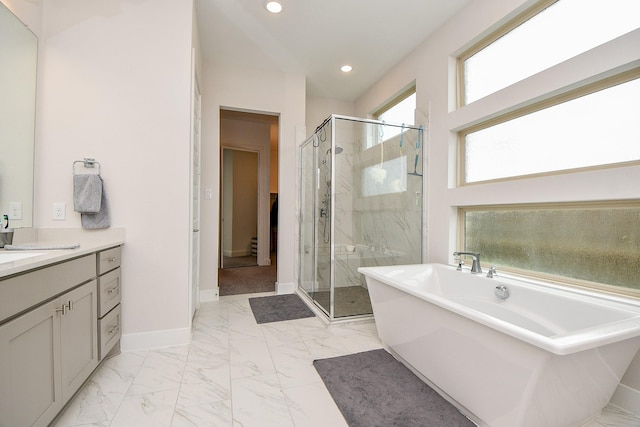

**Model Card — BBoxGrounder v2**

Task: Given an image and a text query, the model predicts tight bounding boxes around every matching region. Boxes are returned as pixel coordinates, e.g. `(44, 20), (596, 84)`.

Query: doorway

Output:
(218, 109), (279, 296)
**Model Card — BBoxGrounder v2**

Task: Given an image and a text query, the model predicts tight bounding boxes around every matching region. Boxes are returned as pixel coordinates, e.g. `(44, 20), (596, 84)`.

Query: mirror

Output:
(0, 2), (37, 228)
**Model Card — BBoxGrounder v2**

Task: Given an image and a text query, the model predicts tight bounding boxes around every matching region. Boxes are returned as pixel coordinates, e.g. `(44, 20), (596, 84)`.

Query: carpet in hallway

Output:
(313, 349), (475, 427)
(219, 258), (276, 296)
(223, 255), (257, 268)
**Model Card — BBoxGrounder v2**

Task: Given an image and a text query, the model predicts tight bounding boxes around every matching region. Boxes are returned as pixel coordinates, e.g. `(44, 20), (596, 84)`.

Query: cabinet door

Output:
(60, 280), (98, 400)
(0, 300), (62, 427)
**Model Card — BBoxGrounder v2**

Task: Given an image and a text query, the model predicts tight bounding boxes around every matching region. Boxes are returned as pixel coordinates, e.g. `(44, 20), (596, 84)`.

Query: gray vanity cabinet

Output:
(0, 255), (98, 427)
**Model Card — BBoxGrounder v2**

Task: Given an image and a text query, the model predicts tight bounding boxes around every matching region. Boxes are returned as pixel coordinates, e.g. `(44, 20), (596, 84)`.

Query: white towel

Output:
(74, 174), (103, 213)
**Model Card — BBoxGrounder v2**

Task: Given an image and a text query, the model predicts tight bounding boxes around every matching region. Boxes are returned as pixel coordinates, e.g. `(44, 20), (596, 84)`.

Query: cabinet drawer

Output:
(0, 255), (96, 324)
(98, 246), (121, 275)
(98, 268), (121, 318)
(98, 305), (121, 360)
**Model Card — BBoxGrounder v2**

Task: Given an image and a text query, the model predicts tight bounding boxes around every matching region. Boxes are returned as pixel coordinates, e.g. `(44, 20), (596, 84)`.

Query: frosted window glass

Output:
(378, 93), (416, 126)
(463, 206), (640, 291)
(372, 93), (416, 147)
(362, 156), (407, 196)
(464, 77), (640, 183)
(463, 0), (640, 104)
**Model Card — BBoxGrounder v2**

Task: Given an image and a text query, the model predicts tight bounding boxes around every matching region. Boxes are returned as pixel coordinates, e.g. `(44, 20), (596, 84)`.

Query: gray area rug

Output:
(248, 294), (315, 324)
(313, 349), (475, 427)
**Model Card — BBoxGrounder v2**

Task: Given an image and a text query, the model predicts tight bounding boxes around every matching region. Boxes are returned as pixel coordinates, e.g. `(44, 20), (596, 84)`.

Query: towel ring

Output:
(73, 158), (101, 176)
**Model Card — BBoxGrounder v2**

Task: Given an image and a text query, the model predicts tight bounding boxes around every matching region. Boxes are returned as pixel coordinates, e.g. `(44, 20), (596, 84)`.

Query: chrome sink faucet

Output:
(453, 251), (482, 274)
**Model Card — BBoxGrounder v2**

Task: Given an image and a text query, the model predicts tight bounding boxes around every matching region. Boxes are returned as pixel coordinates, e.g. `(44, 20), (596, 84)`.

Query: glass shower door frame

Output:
(298, 131), (336, 319)
(299, 136), (316, 306)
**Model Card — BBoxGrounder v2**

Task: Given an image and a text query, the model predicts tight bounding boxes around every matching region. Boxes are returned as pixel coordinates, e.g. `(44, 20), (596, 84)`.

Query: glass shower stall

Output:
(299, 115), (424, 321)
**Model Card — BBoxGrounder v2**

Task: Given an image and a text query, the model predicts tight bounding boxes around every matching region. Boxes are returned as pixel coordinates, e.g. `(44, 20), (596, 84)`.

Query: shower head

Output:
(325, 146), (343, 155)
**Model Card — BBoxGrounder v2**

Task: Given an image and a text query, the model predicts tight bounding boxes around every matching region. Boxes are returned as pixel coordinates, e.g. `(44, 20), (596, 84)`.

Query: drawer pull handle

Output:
(107, 325), (120, 335)
(107, 257), (118, 262)
(107, 286), (120, 294)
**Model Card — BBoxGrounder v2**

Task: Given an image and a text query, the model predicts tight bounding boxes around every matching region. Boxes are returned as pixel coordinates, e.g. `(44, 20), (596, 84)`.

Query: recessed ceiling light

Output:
(340, 65), (353, 73)
(265, 1), (283, 13)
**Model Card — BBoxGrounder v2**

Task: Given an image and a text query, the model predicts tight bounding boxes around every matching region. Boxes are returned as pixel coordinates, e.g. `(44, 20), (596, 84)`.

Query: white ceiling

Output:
(195, 0), (471, 102)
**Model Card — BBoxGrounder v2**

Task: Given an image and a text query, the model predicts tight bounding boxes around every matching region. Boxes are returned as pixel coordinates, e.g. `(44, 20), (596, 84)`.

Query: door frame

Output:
(218, 109), (274, 268)
(188, 50), (201, 320)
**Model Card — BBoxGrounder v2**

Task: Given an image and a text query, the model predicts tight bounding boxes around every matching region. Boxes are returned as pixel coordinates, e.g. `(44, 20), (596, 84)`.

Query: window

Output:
(460, 0), (640, 105)
(461, 73), (640, 184)
(461, 203), (640, 296)
(452, 0), (640, 296)
(371, 89), (416, 146)
(376, 91), (416, 126)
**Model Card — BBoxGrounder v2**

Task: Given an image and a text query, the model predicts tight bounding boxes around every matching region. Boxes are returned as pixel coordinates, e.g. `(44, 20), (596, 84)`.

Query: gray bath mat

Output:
(313, 349), (475, 427)
(248, 294), (315, 324)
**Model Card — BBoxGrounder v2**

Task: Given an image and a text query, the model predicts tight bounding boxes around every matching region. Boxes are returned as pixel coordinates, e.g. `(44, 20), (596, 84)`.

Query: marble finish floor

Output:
(52, 292), (640, 427)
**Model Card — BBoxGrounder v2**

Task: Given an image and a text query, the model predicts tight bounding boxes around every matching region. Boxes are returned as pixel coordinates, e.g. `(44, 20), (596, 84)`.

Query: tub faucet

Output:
(453, 251), (482, 274)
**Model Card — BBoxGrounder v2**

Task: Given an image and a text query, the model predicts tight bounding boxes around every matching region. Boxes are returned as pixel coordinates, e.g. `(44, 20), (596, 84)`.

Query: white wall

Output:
(35, 0), (196, 350)
(230, 150), (258, 256)
(199, 62), (305, 297)
(305, 96), (354, 138)
(355, 0), (640, 409)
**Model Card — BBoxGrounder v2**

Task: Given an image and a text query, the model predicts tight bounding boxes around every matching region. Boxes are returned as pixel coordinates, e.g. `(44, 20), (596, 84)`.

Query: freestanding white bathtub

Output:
(358, 263), (640, 427)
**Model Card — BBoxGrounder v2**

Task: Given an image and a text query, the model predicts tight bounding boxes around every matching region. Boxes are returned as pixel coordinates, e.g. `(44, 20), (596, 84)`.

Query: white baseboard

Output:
(199, 288), (219, 302)
(277, 281), (295, 294)
(610, 383), (640, 416)
(120, 327), (191, 352)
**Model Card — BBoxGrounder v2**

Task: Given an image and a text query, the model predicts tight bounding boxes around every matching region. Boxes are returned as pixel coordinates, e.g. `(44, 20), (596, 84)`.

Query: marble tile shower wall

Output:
(350, 123), (423, 272)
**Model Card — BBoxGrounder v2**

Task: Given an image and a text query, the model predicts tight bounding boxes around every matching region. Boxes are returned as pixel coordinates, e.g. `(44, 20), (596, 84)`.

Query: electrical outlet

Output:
(9, 202), (22, 220)
(53, 202), (66, 220)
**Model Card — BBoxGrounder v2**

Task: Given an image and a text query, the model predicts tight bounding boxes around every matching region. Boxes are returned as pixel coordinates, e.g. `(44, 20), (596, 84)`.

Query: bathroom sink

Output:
(0, 252), (45, 264)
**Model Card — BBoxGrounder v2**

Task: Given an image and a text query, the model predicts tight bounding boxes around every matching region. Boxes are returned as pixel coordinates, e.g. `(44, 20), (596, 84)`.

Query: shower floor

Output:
(309, 286), (373, 318)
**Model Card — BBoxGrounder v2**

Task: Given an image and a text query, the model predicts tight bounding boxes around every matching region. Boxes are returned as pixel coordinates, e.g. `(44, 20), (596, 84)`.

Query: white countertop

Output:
(0, 227), (125, 278)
